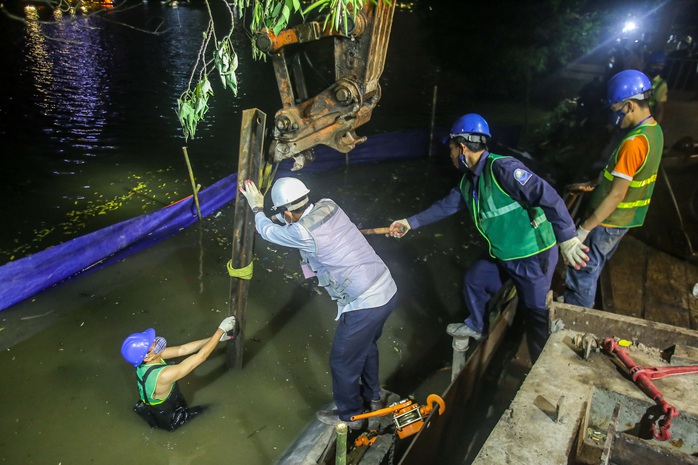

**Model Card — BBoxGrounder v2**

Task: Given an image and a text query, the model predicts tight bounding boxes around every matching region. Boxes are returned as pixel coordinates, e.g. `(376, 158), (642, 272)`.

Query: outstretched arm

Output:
(388, 187), (466, 238)
(154, 317), (237, 397)
(161, 338), (211, 359)
(157, 330), (224, 388)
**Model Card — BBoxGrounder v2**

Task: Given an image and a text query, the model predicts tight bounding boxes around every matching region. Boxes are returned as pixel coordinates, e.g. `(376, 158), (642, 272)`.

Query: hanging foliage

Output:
(214, 36), (239, 93)
(303, 0), (373, 35)
(176, 77), (214, 141)
(177, 0), (385, 140)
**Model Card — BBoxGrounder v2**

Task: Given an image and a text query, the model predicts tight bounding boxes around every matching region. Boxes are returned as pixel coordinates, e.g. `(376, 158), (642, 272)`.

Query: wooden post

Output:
(335, 423), (347, 465)
(182, 146), (202, 220)
(226, 108), (267, 369)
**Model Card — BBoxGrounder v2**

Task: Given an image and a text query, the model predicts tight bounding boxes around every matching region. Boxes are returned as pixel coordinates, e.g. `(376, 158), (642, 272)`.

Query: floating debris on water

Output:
(19, 310), (54, 321)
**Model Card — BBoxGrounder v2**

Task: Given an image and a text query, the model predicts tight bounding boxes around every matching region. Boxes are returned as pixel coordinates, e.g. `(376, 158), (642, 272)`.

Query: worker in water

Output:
(120, 316), (237, 431)
(565, 70), (663, 309)
(387, 114), (588, 363)
(239, 177), (397, 430)
(645, 51), (668, 124)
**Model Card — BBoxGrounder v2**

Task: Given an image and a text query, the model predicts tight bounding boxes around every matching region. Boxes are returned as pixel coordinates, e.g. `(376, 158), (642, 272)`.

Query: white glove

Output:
(560, 237), (589, 270)
(388, 219), (411, 238)
(238, 179), (264, 210)
(576, 225), (590, 244)
(218, 316), (237, 336)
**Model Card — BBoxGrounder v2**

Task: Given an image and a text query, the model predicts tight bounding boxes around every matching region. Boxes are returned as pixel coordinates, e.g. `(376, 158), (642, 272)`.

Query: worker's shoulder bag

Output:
(133, 365), (160, 428)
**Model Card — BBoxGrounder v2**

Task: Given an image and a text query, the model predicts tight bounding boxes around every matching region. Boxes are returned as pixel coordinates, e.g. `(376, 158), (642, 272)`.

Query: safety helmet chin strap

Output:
(277, 195), (309, 213)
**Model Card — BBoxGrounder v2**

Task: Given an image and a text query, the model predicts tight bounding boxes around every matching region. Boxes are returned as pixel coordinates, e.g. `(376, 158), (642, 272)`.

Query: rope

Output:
(227, 259), (253, 280)
(226, 162), (276, 282)
(224, 163), (274, 282)
(259, 162), (279, 195)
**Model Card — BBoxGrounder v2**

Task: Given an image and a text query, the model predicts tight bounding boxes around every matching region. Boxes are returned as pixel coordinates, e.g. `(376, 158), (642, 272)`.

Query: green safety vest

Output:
(136, 360), (172, 406)
(649, 77), (666, 113)
(460, 153), (556, 261)
(587, 121), (663, 228)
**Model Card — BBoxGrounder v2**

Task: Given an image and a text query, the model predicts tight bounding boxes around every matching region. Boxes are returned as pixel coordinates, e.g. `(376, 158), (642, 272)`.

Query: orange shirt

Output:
(610, 133), (649, 181)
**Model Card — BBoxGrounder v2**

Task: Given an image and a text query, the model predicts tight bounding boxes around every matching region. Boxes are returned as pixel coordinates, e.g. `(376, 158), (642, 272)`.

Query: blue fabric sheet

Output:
(0, 129), (432, 311)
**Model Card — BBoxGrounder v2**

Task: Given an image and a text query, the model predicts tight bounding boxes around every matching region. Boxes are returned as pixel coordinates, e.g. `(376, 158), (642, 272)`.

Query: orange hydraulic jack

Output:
(350, 394), (446, 443)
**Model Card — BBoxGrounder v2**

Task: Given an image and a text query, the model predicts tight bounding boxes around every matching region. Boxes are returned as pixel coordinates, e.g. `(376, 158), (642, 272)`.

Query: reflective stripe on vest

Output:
(460, 153), (556, 261)
(601, 170), (656, 209)
(589, 121), (663, 228)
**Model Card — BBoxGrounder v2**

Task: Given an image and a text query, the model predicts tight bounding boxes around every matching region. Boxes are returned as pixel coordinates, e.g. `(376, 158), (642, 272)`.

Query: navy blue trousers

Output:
(462, 247), (558, 363)
(330, 293), (397, 421)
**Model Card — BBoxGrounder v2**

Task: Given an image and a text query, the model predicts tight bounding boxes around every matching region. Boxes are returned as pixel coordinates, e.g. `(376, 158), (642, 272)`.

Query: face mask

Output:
(609, 106), (627, 127)
(275, 213), (287, 224)
(458, 155), (469, 172)
(153, 336), (167, 354)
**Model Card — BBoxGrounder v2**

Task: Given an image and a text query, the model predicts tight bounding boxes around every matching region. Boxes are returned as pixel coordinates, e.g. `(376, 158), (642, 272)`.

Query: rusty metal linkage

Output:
(256, 1), (395, 170)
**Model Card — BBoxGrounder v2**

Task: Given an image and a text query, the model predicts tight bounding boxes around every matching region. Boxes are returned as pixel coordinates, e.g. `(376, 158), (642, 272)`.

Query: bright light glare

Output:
(622, 21), (637, 34)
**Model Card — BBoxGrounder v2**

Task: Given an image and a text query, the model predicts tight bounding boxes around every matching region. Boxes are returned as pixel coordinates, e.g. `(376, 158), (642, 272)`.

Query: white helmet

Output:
(271, 177), (310, 211)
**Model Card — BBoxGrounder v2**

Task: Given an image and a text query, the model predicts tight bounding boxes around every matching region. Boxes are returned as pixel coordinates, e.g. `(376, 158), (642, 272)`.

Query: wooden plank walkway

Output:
(600, 234), (698, 330)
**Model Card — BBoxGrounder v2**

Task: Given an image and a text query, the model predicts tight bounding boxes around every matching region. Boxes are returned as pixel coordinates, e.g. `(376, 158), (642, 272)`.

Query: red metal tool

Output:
(600, 338), (698, 441)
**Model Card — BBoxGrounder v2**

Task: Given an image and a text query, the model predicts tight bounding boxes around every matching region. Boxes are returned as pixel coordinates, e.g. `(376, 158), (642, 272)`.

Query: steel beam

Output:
(226, 108), (266, 369)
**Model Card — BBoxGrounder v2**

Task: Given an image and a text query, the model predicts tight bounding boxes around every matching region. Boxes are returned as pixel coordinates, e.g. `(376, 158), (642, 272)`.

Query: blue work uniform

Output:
(407, 152), (575, 362)
(254, 200), (398, 421)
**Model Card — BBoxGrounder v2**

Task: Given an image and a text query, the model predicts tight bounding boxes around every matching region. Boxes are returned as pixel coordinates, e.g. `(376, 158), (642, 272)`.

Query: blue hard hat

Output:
(450, 113), (491, 139)
(121, 328), (155, 367)
(606, 69), (652, 105)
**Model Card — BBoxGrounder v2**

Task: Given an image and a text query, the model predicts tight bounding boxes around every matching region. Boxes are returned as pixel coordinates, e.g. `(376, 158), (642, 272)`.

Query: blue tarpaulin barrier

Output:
(0, 128), (434, 312)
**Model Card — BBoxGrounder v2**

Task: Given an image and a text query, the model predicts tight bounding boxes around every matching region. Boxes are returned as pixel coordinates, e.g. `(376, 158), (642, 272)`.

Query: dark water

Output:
(0, 1), (268, 262)
(0, 3), (534, 464)
(0, 2), (453, 263)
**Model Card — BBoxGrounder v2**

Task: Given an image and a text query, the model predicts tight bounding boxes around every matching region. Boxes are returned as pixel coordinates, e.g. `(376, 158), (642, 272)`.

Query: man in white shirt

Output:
(239, 177), (397, 430)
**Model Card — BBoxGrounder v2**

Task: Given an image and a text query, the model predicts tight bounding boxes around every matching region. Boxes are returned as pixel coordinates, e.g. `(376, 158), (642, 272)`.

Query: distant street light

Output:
(622, 20), (638, 34)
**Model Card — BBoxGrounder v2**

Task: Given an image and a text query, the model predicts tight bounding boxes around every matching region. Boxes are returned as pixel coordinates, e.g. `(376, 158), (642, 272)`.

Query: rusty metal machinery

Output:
(255, 1), (395, 170)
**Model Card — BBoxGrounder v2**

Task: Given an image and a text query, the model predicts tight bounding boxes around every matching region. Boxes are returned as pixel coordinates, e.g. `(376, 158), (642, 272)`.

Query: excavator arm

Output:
(255, 0), (395, 170)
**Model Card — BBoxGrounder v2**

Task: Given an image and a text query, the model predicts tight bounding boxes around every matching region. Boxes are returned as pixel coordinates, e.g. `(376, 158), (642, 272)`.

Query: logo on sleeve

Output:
(514, 169), (532, 186)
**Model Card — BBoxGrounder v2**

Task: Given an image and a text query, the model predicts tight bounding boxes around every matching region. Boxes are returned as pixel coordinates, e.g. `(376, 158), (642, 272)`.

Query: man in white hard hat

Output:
(239, 177), (397, 430)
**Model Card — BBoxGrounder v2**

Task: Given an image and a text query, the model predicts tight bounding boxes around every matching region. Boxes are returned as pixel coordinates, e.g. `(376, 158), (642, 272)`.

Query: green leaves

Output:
(177, 0), (387, 138)
(215, 37), (239, 93)
(302, 0), (364, 35)
(176, 77), (214, 142)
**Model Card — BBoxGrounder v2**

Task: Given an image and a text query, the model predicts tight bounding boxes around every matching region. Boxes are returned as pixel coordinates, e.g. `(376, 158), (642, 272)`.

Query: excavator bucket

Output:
(257, 1), (396, 170)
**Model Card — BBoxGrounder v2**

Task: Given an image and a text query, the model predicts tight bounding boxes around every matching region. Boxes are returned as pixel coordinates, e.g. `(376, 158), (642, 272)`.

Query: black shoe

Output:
(316, 409), (365, 430)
